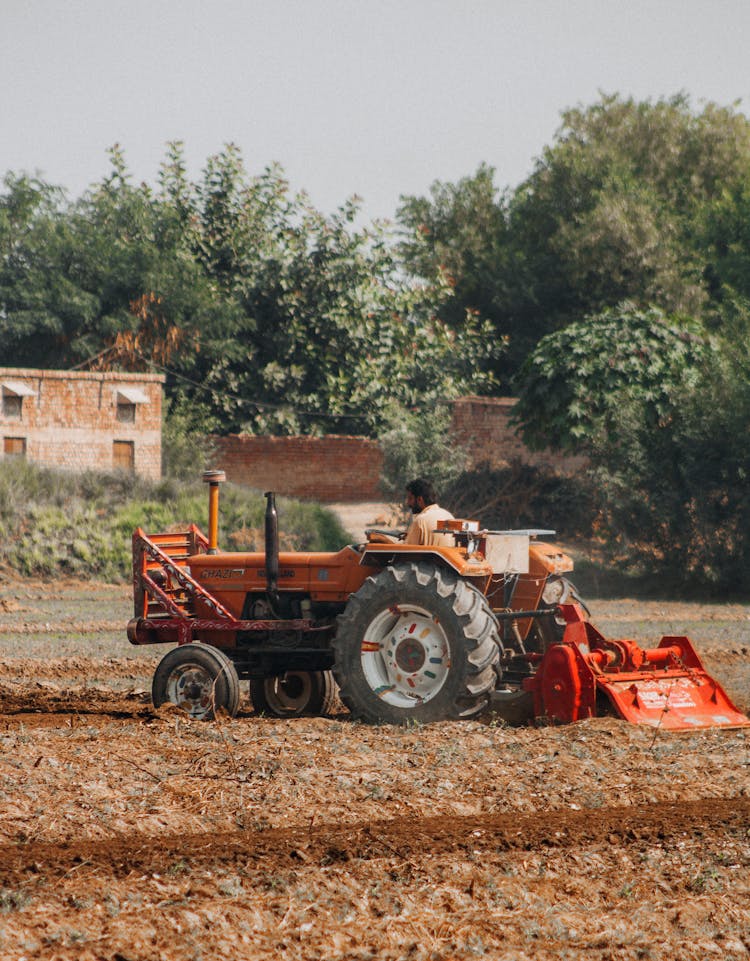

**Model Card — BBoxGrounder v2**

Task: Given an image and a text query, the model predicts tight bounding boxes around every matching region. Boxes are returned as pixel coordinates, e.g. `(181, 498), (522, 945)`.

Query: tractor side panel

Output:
(188, 546), (379, 618)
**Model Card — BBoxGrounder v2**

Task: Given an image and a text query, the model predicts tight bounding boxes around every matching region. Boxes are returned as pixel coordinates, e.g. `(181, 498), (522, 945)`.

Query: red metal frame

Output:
(129, 527), (316, 646)
(523, 604), (750, 730)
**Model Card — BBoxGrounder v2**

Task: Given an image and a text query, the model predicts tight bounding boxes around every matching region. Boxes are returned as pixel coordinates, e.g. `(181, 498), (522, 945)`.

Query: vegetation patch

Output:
(0, 459), (349, 582)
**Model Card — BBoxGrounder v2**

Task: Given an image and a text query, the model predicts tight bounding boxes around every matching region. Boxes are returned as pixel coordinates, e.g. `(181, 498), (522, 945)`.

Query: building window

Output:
(1, 381), (35, 420)
(114, 386), (149, 425)
(113, 440), (135, 472)
(2, 395), (22, 419)
(3, 437), (26, 457)
(116, 401), (136, 424)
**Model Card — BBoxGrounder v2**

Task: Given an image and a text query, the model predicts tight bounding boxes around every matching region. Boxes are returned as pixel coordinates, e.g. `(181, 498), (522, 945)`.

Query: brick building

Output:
(0, 368), (164, 479)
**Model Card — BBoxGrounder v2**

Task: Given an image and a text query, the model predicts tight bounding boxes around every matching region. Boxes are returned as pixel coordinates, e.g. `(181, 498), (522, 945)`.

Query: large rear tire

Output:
(250, 671), (338, 718)
(333, 562), (501, 724)
(152, 643), (241, 720)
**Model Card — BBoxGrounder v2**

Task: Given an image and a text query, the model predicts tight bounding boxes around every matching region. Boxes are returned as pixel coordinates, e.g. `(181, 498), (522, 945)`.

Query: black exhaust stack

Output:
(264, 491), (280, 602)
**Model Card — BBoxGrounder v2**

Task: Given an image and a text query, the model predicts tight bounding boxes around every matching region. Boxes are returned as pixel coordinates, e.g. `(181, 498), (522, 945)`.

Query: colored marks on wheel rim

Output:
(361, 640), (381, 652)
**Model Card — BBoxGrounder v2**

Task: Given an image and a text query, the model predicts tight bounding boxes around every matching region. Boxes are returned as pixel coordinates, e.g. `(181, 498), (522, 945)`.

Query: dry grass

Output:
(0, 577), (749, 959)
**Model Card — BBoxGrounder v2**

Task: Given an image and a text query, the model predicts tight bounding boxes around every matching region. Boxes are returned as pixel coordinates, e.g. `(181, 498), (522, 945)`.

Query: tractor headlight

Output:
(541, 576), (565, 606)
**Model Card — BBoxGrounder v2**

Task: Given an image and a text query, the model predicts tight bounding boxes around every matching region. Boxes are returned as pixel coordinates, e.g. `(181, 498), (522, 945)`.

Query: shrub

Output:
(377, 402), (469, 500)
(0, 459), (349, 582)
(442, 460), (596, 539)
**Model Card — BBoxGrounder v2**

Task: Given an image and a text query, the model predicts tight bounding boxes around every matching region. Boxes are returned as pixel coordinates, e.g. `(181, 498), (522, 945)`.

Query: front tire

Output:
(152, 643), (240, 720)
(250, 671), (338, 718)
(333, 562), (501, 724)
(531, 577), (590, 652)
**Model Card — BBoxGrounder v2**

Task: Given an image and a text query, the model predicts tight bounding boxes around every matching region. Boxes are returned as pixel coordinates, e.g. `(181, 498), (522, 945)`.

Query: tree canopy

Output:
(513, 303), (709, 453)
(0, 145), (498, 436)
(397, 94), (750, 382)
(5, 94), (750, 589)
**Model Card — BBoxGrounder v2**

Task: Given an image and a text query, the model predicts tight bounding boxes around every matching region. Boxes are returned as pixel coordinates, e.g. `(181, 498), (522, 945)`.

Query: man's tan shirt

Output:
(404, 503), (455, 547)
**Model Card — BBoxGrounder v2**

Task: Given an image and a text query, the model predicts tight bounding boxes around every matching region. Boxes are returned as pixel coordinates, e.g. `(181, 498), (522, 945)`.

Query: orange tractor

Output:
(127, 472), (748, 730)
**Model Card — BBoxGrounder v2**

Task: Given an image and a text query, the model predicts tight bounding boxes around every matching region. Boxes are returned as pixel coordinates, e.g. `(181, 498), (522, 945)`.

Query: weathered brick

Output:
(210, 399), (585, 504)
(0, 368), (164, 479)
(211, 434), (384, 503)
(451, 396), (587, 474)
(1, 373), (581, 498)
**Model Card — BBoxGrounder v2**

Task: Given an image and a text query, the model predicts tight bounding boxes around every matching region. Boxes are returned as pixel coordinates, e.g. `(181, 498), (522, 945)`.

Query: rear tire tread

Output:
(333, 562), (501, 724)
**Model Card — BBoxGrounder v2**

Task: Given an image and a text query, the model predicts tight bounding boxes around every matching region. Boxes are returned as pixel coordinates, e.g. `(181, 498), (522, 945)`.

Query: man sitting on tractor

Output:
(404, 478), (455, 547)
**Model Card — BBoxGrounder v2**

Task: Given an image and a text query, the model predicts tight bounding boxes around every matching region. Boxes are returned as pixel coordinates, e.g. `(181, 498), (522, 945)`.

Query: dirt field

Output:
(0, 577), (749, 960)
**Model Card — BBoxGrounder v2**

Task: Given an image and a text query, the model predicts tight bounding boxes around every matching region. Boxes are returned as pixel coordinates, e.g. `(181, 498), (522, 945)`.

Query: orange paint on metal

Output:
(525, 604), (750, 730)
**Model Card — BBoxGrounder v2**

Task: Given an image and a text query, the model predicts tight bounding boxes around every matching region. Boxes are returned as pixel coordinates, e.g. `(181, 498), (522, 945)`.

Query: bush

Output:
(0, 460), (350, 582)
(511, 301), (750, 594)
(442, 460), (597, 539)
(377, 402), (469, 500)
(161, 399), (217, 480)
(591, 339), (750, 592)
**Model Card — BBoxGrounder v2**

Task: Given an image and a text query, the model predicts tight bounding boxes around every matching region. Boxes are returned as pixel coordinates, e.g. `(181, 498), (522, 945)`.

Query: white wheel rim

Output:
(264, 673), (313, 713)
(360, 604), (450, 708)
(166, 663), (216, 719)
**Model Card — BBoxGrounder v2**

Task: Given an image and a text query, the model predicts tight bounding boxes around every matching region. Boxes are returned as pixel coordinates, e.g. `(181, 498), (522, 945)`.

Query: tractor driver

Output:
(404, 478), (455, 547)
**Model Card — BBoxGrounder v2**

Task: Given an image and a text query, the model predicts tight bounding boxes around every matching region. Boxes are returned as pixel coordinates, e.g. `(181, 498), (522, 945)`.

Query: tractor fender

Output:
(360, 543), (494, 581)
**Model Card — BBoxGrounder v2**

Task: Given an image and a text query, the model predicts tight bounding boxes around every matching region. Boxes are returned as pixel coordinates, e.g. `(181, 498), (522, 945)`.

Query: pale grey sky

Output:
(2, 0), (749, 221)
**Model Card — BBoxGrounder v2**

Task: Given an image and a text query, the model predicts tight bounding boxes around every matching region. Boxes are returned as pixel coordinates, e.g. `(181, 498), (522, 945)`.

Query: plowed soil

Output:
(0, 578), (749, 960)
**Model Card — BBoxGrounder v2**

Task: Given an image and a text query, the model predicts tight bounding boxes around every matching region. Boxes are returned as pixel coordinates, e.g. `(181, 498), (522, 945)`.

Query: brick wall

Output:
(1, 375), (581, 497)
(451, 395), (588, 474)
(212, 397), (586, 503)
(212, 434), (384, 502)
(0, 368), (164, 479)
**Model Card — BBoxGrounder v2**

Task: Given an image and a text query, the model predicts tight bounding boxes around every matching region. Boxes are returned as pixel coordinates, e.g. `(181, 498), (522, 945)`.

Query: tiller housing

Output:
(521, 604), (749, 730)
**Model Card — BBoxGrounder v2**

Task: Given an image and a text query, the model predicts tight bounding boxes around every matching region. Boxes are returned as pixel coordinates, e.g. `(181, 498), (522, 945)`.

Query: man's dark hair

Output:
(406, 478), (437, 505)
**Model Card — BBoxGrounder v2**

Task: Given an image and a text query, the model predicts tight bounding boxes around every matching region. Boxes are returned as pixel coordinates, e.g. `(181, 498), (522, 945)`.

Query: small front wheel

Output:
(250, 670), (338, 718)
(152, 643), (240, 720)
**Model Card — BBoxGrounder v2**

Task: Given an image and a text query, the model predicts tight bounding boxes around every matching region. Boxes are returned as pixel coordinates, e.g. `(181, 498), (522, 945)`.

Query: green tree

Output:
(0, 172), (79, 366)
(591, 331), (750, 590)
(397, 164), (511, 374)
(513, 302), (750, 590)
(0, 148), (220, 371)
(513, 303), (709, 453)
(509, 94), (750, 329)
(155, 145), (500, 434)
(0, 145), (498, 437)
(397, 95), (750, 380)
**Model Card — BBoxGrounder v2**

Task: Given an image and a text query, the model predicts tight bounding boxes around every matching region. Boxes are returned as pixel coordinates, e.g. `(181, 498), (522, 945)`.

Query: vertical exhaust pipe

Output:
(202, 470), (226, 554)
(264, 491), (279, 600)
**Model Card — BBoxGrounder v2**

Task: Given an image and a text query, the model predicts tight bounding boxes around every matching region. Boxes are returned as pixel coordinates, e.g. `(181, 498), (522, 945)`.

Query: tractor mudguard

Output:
(360, 542), (494, 583)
